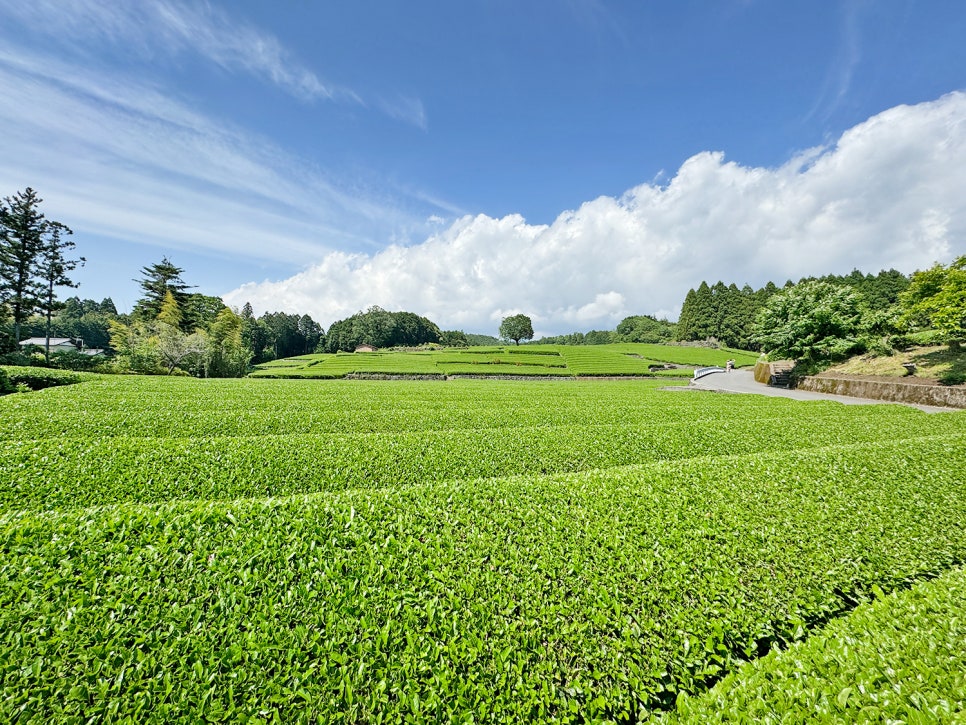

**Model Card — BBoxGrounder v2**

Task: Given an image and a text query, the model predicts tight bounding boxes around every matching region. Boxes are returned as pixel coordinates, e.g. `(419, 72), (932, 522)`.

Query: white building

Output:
(18, 337), (105, 356)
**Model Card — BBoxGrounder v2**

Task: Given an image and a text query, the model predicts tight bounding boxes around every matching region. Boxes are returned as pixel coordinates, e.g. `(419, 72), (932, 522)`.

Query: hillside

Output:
(822, 344), (966, 385)
(249, 343), (760, 379)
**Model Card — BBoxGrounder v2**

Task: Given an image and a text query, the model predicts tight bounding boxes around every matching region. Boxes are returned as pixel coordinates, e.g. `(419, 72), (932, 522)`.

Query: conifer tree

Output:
(0, 188), (49, 345)
(132, 257), (193, 322)
(35, 221), (84, 362)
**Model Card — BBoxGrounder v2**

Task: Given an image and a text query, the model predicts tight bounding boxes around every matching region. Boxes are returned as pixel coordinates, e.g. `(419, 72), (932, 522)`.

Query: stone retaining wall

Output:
(797, 375), (966, 409)
(753, 360), (794, 385)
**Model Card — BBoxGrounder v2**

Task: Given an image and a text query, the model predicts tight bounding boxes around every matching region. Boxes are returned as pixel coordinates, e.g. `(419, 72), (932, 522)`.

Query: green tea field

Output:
(248, 343), (760, 379)
(1, 373), (964, 722)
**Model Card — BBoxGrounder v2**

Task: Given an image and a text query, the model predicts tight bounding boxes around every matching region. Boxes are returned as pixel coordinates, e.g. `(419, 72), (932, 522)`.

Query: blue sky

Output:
(1, 0), (965, 336)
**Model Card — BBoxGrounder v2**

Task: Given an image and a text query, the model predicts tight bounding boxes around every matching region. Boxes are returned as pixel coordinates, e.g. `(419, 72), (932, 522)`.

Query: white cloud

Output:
(225, 93), (966, 335)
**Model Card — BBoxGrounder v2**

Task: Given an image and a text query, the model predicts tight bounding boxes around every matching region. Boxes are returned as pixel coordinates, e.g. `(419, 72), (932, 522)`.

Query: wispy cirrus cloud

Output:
(806, 0), (866, 123)
(0, 0), (424, 125)
(0, 45), (448, 265)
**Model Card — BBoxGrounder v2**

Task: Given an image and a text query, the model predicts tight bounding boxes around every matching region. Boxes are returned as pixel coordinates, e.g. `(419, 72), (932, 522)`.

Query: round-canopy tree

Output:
(499, 313), (534, 346)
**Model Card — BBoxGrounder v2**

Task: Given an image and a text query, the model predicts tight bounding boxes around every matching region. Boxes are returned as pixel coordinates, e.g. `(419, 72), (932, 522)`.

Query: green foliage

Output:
(181, 292), (229, 332)
(678, 270), (909, 353)
(676, 281), (771, 350)
(49, 349), (108, 372)
(20, 296), (116, 350)
(938, 370), (966, 386)
(131, 257), (193, 322)
(900, 255), (966, 350)
(108, 318), (164, 374)
(0, 188), (79, 346)
(0, 367), (11, 394)
(439, 329), (469, 347)
(810, 267), (910, 309)
(616, 314), (676, 343)
(156, 289), (182, 328)
(0, 350), (32, 366)
(665, 566), (966, 723)
(240, 307), (323, 362)
(33, 221), (84, 363)
(326, 306), (440, 352)
(499, 313), (534, 345)
(535, 329), (616, 345)
(206, 307), (251, 377)
(754, 280), (869, 363)
(155, 323), (207, 376)
(464, 332), (501, 346)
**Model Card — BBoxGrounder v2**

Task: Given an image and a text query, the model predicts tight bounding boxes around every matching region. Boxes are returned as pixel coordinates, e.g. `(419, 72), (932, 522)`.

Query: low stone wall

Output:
(753, 360), (794, 385)
(797, 375), (966, 409)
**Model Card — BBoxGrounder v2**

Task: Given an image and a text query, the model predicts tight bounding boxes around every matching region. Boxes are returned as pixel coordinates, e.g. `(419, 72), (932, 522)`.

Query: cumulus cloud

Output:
(225, 93), (966, 336)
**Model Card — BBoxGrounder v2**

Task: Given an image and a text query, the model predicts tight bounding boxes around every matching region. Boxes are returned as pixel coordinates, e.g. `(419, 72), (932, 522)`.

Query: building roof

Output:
(19, 337), (76, 347)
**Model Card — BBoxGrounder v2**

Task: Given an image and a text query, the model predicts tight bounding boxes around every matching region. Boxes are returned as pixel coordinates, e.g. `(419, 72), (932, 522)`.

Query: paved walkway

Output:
(685, 369), (952, 413)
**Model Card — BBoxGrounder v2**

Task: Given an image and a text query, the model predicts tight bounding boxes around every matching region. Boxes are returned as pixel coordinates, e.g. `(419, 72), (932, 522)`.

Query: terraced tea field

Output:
(249, 343), (760, 379)
(1, 374), (964, 722)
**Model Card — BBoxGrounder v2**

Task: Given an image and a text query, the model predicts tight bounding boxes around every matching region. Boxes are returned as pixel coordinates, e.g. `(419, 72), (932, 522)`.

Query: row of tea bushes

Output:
(666, 565), (966, 723)
(2, 434), (965, 721)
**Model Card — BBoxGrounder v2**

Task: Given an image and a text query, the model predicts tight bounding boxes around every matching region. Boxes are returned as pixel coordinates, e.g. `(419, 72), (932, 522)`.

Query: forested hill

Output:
(676, 269), (910, 350)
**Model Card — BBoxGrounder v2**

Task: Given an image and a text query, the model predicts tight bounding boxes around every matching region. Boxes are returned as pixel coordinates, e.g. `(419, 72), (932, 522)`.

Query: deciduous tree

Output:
(753, 280), (867, 363)
(900, 256), (966, 350)
(499, 314), (534, 346)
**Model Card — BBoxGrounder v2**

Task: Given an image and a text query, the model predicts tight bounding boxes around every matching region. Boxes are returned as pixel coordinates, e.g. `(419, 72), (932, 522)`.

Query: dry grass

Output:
(826, 345), (966, 381)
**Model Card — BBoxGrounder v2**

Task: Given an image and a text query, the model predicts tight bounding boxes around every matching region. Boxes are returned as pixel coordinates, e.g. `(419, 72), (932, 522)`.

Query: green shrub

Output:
(0, 351), (33, 367)
(666, 566), (966, 723)
(1, 366), (83, 391)
(887, 333), (915, 352)
(861, 336), (894, 357)
(938, 371), (966, 386)
(0, 369), (11, 395)
(906, 328), (946, 345)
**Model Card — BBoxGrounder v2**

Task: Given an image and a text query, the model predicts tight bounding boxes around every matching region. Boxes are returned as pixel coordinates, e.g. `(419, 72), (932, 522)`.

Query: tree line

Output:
(675, 268), (911, 350)
(530, 269), (923, 355)
(4, 187), (962, 377)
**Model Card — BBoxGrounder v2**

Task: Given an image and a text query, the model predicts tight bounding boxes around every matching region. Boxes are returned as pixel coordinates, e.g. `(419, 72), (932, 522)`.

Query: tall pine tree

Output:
(132, 257), (194, 322)
(0, 188), (80, 349)
(35, 221), (84, 362)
